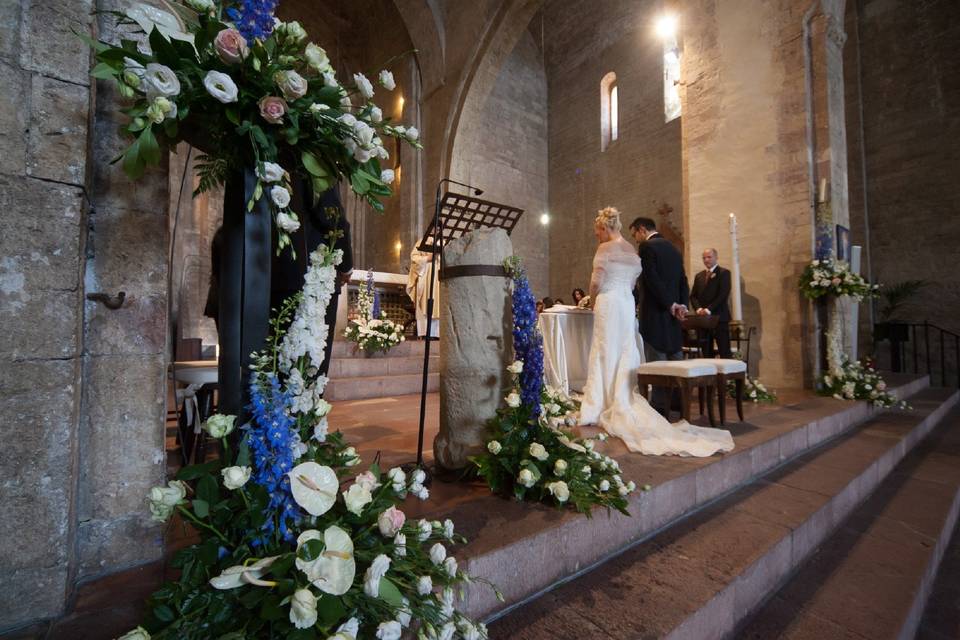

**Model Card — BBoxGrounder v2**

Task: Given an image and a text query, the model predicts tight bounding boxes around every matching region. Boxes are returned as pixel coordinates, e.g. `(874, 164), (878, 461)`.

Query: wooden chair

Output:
(637, 360), (719, 427)
(687, 358), (747, 425)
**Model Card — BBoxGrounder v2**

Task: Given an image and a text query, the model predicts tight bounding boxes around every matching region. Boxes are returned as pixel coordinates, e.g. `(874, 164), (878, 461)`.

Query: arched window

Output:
(600, 72), (618, 151)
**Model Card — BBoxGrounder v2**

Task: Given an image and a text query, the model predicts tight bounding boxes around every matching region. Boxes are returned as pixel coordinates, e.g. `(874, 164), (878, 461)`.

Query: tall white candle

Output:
(729, 213), (743, 322)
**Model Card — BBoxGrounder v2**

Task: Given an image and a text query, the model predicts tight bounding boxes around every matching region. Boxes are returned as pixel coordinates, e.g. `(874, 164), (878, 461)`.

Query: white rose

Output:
(529, 442), (548, 461)
(443, 555), (458, 577)
(289, 588), (317, 629)
(412, 469), (426, 485)
(370, 106), (383, 122)
(626, 481), (637, 492)
(304, 43), (330, 71)
(342, 483), (372, 516)
(221, 465), (251, 490)
(547, 480), (570, 503)
(147, 480), (187, 522)
(354, 72), (374, 99)
(554, 459), (568, 476)
(380, 169), (395, 184)
(364, 554), (391, 597)
(379, 69), (396, 90)
(487, 440), (502, 454)
(599, 479), (610, 492)
(270, 185), (291, 208)
(276, 212), (300, 234)
(256, 161), (284, 183)
(517, 468), (536, 488)
(416, 574), (433, 595)
(117, 627), (151, 640)
(143, 63), (180, 98)
(507, 360), (524, 374)
(506, 392), (521, 408)
(619, 486), (629, 496)
(386, 466), (406, 492)
(429, 542), (446, 565)
(393, 532), (407, 557)
(276, 69), (308, 101)
(202, 413), (236, 438)
(203, 70), (238, 103)
(376, 621), (402, 640)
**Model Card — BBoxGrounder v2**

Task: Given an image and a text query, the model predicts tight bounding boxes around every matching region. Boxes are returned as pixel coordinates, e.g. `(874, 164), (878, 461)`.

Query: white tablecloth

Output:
(539, 307), (644, 395)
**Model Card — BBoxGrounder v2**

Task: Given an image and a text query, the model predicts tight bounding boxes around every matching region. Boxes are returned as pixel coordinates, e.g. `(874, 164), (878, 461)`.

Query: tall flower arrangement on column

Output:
(471, 257), (640, 516)
(83, 0), (417, 252)
(126, 244), (491, 639)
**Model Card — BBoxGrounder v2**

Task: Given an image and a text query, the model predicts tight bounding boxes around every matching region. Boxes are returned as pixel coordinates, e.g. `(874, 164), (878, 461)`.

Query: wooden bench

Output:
(636, 360), (719, 427)
(687, 358), (747, 425)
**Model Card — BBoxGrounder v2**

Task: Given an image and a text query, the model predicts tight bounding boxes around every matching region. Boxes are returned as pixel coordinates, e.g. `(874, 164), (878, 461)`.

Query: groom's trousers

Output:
(643, 343), (684, 417)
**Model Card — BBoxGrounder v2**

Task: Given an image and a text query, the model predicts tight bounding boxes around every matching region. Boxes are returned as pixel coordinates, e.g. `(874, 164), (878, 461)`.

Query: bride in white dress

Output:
(579, 207), (734, 457)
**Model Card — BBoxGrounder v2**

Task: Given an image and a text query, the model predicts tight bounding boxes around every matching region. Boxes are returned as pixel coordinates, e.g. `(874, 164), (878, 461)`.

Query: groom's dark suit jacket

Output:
(636, 234), (689, 354)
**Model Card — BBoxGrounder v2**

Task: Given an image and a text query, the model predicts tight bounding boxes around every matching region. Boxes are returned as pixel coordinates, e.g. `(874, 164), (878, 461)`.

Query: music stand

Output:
(411, 189), (525, 477)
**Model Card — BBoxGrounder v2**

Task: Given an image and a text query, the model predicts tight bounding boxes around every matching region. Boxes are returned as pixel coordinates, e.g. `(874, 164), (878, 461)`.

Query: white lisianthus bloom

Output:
(342, 482), (373, 516)
(416, 574), (433, 595)
(599, 479), (610, 492)
(379, 69), (396, 90)
(406, 126), (419, 141)
(386, 466), (406, 492)
(412, 469), (427, 485)
(393, 532), (407, 557)
(335, 618), (360, 640)
(487, 440), (502, 454)
(338, 113), (358, 128)
(203, 70), (238, 103)
(145, 96), (176, 124)
(122, 57), (145, 88)
(304, 43), (330, 70)
(363, 554), (391, 597)
(256, 161), (284, 183)
(554, 459), (568, 476)
(289, 588), (318, 629)
(202, 413), (236, 438)
(380, 169), (395, 184)
(507, 360), (524, 374)
(417, 518), (432, 541)
(397, 597), (412, 627)
(529, 442), (548, 461)
(322, 70), (338, 87)
(370, 105), (383, 122)
(429, 542), (447, 565)
(117, 627), (151, 640)
(438, 622), (456, 640)
(506, 392), (521, 408)
(143, 63), (181, 98)
(443, 518), (455, 540)
(518, 468), (536, 488)
(276, 212), (300, 234)
(354, 72), (374, 99)
(276, 69), (308, 101)
(270, 185), (291, 208)
(221, 465), (251, 490)
(309, 102), (331, 116)
(547, 480), (570, 503)
(443, 555), (458, 577)
(376, 621), (402, 640)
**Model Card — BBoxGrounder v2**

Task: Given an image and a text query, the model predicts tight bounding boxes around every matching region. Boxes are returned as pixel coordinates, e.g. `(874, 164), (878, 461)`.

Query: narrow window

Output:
(663, 38), (681, 122)
(600, 72), (618, 151)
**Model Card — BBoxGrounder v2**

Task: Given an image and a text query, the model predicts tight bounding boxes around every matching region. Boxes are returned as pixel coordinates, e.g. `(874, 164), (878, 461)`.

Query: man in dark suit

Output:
(690, 248), (732, 358)
(270, 179), (354, 379)
(629, 216), (689, 415)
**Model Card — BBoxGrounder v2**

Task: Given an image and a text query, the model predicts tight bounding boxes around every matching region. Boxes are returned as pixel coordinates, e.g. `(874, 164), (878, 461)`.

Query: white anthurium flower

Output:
(125, 3), (195, 46)
(142, 63), (181, 98)
(363, 553), (391, 597)
(290, 588), (318, 629)
(256, 161), (284, 183)
(380, 169), (395, 184)
(295, 525), (356, 595)
(557, 435), (587, 453)
(209, 556), (279, 589)
(288, 461), (338, 516)
(270, 185), (291, 208)
(353, 72), (374, 99)
(203, 70), (238, 103)
(379, 69), (396, 90)
(221, 465), (251, 490)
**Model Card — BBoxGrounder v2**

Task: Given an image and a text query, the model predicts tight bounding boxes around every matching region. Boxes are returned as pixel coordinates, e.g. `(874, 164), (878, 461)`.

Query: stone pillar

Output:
(434, 228), (513, 470)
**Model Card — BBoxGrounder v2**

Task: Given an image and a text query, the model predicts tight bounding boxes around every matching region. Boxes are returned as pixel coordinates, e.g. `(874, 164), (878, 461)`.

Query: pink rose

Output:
(258, 96), (288, 124)
(831, 277), (841, 286)
(214, 29), (248, 65)
(354, 471), (380, 491)
(377, 506), (406, 537)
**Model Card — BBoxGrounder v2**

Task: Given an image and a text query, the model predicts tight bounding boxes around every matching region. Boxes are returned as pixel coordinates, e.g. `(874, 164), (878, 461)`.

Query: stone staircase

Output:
(401, 373), (960, 639)
(325, 340), (439, 401)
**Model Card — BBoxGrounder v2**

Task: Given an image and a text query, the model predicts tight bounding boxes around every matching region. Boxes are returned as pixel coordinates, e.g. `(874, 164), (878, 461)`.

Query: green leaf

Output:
(138, 126), (161, 166)
(191, 498), (209, 518)
(198, 538), (219, 566)
(316, 594), (346, 627)
(260, 595), (285, 621)
(235, 441), (251, 467)
(311, 176), (331, 197)
(225, 107), (240, 126)
(301, 151), (329, 178)
(197, 474), (220, 505)
(154, 604), (175, 622)
(350, 172), (370, 195)
(268, 554), (295, 579)
(90, 62), (118, 80)
(73, 29), (110, 54)
(121, 139), (145, 179)
(378, 577), (403, 607)
(299, 538), (324, 562)
(176, 460), (220, 481)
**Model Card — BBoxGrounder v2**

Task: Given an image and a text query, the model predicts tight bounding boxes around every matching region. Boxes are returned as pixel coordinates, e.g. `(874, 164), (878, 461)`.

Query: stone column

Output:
(434, 228), (513, 470)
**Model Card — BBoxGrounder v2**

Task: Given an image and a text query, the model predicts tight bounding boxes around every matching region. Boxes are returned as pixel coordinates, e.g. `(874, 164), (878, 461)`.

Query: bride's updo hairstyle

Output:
(595, 206), (622, 233)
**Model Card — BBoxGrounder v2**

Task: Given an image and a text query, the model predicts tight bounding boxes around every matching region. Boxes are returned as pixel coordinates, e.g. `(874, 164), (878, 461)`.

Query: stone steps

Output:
(327, 339), (439, 400)
(326, 355), (439, 379)
(325, 372), (439, 401)
(331, 339), (433, 359)
(739, 406), (960, 640)
(484, 386), (958, 639)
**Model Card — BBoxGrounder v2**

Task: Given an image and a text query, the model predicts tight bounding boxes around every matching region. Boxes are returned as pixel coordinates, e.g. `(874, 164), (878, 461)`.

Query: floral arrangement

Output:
(83, 1), (419, 253)
(799, 259), (880, 301)
(344, 271), (405, 354)
(470, 258), (640, 515)
(728, 376), (777, 404)
(122, 244), (490, 640)
(820, 358), (906, 409)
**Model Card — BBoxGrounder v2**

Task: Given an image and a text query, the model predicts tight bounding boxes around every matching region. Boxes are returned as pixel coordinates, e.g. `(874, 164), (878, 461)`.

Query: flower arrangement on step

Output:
(344, 271), (405, 354)
(122, 244), (490, 640)
(727, 376), (777, 404)
(470, 257), (640, 516)
(799, 259), (880, 301)
(820, 357), (906, 409)
(82, 0), (418, 253)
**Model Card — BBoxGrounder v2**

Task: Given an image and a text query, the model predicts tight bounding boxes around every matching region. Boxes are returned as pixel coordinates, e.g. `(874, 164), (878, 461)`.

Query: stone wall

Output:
(543, 0), (684, 303)
(451, 27), (550, 294)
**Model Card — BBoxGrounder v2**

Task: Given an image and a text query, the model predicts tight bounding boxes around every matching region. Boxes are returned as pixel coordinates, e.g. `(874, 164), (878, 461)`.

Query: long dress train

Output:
(579, 237), (734, 457)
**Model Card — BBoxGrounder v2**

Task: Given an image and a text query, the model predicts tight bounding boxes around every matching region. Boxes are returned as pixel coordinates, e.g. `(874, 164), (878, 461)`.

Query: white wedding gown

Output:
(579, 238), (735, 457)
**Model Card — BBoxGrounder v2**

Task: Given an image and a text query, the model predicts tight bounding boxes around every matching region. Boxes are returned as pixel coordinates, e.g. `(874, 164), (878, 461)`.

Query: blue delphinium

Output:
(368, 271), (381, 318)
(510, 265), (544, 418)
(226, 0), (279, 42)
(246, 374), (300, 545)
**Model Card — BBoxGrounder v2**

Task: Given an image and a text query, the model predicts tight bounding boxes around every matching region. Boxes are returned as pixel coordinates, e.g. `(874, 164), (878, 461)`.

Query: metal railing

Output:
(876, 321), (960, 388)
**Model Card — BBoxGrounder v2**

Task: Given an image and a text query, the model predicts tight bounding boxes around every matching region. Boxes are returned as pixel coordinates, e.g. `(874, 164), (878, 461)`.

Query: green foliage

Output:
(878, 279), (929, 322)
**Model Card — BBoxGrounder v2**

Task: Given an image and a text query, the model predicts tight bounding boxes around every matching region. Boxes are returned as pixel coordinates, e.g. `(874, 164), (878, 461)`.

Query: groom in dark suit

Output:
(629, 216), (689, 415)
(690, 247), (732, 358)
